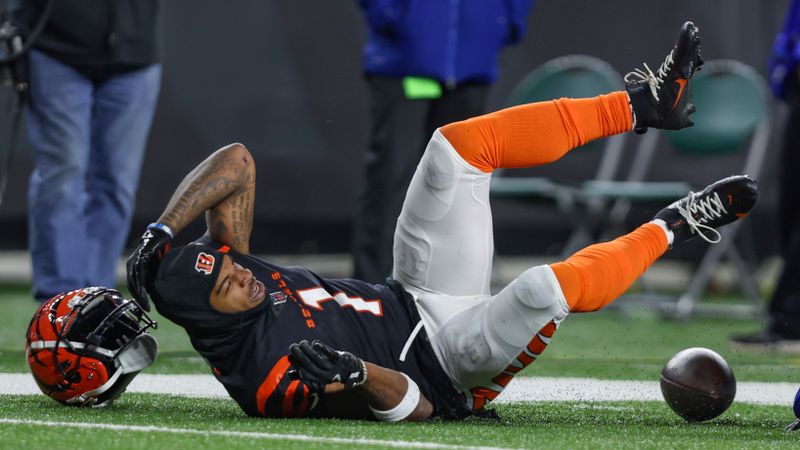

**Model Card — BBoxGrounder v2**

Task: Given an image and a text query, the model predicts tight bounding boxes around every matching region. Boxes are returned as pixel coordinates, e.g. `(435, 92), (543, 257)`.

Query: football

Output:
(659, 347), (736, 422)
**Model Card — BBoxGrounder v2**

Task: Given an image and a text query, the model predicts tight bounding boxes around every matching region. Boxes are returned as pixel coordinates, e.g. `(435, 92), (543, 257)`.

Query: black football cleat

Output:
(626, 21), (704, 134)
(653, 175), (758, 247)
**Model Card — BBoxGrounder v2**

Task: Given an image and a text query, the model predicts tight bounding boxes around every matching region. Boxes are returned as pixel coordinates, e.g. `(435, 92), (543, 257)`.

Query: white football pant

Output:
(393, 130), (570, 406)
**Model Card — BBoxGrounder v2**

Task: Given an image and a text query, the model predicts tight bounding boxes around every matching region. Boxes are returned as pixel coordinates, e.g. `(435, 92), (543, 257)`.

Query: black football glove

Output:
(126, 223), (173, 312)
(287, 340), (367, 393)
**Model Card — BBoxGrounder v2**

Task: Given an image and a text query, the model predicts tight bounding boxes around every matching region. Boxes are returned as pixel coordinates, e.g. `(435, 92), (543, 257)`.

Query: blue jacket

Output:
(770, 0), (800, 100)
(359, 0), (535, 86)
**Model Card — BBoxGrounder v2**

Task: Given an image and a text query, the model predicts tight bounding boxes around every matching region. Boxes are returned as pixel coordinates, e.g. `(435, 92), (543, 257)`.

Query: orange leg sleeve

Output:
(550, 223), (668, 312)
(439, 91), (633, 173)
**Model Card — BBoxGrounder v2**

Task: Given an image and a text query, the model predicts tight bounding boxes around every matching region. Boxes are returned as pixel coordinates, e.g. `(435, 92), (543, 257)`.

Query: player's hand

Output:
(126, 223), (173, 312)
(287, 340), (367, 393)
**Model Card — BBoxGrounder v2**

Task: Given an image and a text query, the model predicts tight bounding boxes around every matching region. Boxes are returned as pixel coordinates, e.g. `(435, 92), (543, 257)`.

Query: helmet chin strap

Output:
(64, 334), (158, 406)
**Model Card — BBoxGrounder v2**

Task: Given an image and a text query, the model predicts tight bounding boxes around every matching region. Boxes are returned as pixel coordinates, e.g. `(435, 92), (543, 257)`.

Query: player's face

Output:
(209, 255), (267, 313)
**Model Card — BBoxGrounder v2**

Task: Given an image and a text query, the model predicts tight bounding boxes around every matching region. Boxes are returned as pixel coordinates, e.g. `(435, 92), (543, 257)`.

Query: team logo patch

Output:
(269, 291), (287, 305)
(195, 252), (216, 275)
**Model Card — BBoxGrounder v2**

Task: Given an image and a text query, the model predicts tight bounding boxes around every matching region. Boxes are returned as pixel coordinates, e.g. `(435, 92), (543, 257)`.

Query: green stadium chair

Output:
(490, 55), (627, 257)
(582, 59), (772, 319)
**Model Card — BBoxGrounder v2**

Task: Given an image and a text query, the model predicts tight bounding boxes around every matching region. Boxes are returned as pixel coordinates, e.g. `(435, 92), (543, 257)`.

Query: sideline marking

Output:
(2, 373), (795, 406)
(0, 418), (517, 450)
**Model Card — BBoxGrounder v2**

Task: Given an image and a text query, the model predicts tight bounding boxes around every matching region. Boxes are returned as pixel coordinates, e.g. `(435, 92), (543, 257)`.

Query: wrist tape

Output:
(368, 372), (420, 422)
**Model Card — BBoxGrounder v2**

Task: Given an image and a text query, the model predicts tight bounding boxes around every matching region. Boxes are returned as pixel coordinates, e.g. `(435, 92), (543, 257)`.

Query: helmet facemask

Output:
(26, 287), (158, 407)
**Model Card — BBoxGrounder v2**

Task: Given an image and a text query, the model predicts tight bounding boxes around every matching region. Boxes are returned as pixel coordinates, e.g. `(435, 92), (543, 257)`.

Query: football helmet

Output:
(25, 287), (158, 407)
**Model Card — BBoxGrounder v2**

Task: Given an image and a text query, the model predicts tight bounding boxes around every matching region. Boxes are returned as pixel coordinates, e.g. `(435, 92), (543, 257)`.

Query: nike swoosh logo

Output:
(673, 79), (687, 109)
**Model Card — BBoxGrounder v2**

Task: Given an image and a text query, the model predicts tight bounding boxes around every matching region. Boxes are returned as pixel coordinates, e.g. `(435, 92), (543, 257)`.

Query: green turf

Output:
(3, 284), (798, 381)
(3, 284), (799, 448)
(537, 308), (800, 381)
(0, 394), (796, 449)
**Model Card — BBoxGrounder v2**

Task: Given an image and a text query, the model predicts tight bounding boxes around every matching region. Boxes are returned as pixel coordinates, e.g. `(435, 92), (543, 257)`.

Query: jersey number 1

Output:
(296, 287), (383, 317)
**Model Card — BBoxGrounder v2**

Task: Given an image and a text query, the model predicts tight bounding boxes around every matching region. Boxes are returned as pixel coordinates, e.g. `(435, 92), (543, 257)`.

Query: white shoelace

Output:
(624, 50), (675, 102)
(676, 191), (728, 243)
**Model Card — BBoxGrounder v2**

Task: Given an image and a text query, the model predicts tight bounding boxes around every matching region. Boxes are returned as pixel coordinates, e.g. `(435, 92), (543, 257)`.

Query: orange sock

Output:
(550, 223), (668, 312)
(439, 91), (632, 173)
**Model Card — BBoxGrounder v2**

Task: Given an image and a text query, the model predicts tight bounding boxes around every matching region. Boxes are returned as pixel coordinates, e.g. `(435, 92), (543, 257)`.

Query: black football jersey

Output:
(177, 242), (455, 419)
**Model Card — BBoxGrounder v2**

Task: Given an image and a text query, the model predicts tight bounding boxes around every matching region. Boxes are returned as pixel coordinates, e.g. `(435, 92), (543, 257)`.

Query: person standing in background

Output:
(352, 0), (535, 283)
(731, 0), (800, 351)
(13, 0), (161, 301)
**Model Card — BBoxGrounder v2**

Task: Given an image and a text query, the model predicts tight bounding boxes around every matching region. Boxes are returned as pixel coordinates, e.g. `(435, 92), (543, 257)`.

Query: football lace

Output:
(676, 191), (727, 243)
(624, 49), (675, 103)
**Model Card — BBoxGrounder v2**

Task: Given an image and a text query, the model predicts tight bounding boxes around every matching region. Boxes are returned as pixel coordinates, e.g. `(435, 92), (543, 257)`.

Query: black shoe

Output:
(730, 329), (800, 354)
(626, 21), (704, 134)
(653, 175), (758, 247)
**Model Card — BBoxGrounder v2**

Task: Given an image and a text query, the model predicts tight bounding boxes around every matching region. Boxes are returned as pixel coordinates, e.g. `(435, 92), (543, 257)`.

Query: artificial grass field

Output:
(2, 284), (799, 448)
(0, 395), (796, 449)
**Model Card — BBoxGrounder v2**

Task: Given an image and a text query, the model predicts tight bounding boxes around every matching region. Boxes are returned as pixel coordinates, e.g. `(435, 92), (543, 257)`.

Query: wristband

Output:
(368, 372), (420, 422)
(147, 222), (174, 239)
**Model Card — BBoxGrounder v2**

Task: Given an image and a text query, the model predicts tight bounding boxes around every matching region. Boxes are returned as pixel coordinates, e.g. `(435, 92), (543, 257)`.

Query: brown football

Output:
(659, 347), (736, 422)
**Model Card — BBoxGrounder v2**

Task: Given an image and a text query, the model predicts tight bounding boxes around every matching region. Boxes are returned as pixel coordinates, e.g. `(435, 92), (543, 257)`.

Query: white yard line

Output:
(0, 418), (517, 450)
(0, 373), (795, 406)
(494, 377), (797, 406)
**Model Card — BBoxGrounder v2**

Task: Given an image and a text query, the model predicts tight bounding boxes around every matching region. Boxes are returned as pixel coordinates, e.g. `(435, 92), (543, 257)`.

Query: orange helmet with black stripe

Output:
(25, 287), (158, 407)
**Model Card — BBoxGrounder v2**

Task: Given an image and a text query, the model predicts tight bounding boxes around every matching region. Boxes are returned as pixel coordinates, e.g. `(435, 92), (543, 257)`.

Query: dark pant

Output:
(769, 90), (800, 338)
(351, 76), (489, 283)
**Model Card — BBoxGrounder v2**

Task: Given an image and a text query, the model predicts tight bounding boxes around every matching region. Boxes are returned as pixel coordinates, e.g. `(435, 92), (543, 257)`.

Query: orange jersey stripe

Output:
(492, 372), (513, 388)
(517, 352), (535, 366)
(282, 380), (301, 417)
(471, 386), (501, 401)
(471, 394), (486, 410)
(470, 386), (502, 411)
(527, 336), (548, 355)
(468, 320), (562, 412)
(539, 321), (557, 338)
(256, 355), (291, 416)
(505, 365), (523, 374)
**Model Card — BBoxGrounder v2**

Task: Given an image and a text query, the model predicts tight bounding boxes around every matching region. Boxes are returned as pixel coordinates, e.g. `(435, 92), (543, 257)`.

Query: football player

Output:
(123, 22), (757, 421)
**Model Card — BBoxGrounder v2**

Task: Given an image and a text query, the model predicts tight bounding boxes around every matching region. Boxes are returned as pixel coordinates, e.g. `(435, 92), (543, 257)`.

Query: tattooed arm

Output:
(157, 143), (255, 254)
(126, 143), (256, 308)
